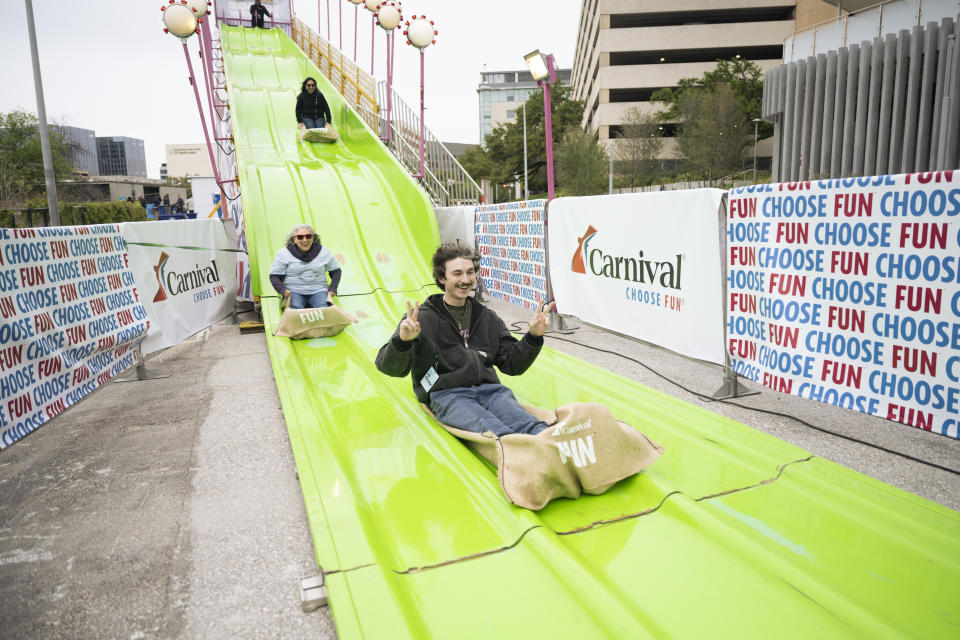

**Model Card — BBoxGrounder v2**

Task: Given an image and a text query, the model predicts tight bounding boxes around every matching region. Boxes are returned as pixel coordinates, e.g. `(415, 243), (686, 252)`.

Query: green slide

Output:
(220, 26), (960, 638)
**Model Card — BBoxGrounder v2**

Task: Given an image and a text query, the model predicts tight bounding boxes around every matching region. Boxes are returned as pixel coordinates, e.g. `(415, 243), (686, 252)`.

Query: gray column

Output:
(915, 22), (940, 171)
(809, 54), (827, 178)
(800, 58), (816, 180)
(771, 120), (782, 181)
(875, 34), (897, 176)
(842, 45), (860, 176)
(832, 48), (849, 177)
(901, 25), (925, 172)
(791, 60), (806, 180)
(820, 51), (838, 176)
(853, 40), (872, 177)
(929, 17), (954, 167)
(888, 30), (910, 174)
(783, 62), (797, 181)
(864, 38), (884, 174)
(938, 23), (960, 169)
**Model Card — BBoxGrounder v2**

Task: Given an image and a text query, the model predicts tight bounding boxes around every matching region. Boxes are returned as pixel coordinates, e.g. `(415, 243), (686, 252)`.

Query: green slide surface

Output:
(220, 26), (960, 638)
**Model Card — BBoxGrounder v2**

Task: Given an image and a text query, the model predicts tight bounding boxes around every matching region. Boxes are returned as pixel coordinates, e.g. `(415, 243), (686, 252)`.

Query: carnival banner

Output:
(548, 190), (726, 364)
(0, 225), (149, 450)
(475, 200), (547, 310)
(122, 220), (239, 355)
(727, 172), (960, 438)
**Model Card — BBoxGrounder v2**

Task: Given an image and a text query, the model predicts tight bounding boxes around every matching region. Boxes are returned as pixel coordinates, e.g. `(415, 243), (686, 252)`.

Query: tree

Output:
(556, 128), (608, 196)
(462, 85), (585, 195)
(674, 83), (751, 185)
(615, 106), (663, 189)
(0, 109), (72, 207)
(166, 175), (193, 198)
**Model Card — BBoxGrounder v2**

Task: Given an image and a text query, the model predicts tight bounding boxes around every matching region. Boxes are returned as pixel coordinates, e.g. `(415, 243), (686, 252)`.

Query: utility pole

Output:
(522, 102), (528, 200)
(24, 0), (60, 225)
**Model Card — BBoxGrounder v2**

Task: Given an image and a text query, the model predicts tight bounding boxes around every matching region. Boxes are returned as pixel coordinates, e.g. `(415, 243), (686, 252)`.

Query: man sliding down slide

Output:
(375, 244), (555, 436)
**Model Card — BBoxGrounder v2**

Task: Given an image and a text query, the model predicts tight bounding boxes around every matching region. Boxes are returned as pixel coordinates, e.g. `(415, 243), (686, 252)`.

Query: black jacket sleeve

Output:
(491, 314), (543, 376)
(375, 329), (416, 378)
(295, 93), (305, 123)
(269, 274), (285, 294)
(327, 268), (341, 294)
(318, 93), (332, 124)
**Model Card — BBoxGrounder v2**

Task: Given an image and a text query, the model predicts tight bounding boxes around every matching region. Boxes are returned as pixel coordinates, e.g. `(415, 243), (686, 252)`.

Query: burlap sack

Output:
(301, 122), (339, 143)
(424, 402), (663, 510)
(273, 304), (356, 339)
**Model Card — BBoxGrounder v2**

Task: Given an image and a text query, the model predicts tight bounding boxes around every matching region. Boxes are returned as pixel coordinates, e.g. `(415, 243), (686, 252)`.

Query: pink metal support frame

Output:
(181, 41), (229, 219)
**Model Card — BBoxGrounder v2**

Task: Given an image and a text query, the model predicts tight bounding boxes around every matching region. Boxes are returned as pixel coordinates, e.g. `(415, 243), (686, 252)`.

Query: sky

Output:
(0, 0), (583, 179)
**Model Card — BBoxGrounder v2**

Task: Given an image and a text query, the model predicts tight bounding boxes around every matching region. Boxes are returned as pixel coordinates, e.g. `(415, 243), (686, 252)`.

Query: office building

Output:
(764, 0), (960, 180)
(572, 0), (839, 163)
(54, 125), (99, 176)
(96, 136), (147, 177)
(478, 68), (572, 146)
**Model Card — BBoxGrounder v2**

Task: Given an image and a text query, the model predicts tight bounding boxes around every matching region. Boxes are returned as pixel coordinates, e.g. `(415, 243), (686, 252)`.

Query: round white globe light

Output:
(377, 3), (401, 30)
(364, 0), (379, 11)
(186, 0), (209, 19)
(407, 17), (434, 49)
(163, 4), (198, 38)
(349, 0), (364, 5)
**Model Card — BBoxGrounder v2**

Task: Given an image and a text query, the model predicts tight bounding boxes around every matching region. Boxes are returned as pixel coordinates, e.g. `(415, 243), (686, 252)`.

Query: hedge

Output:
(0, 202), (148, 228)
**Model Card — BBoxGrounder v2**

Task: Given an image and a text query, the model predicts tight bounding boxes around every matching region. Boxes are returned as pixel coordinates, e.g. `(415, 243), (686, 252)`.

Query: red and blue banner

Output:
(727, 172), (960, 438)
(474, 200), (547, 310)
(0, 225), (149, 449)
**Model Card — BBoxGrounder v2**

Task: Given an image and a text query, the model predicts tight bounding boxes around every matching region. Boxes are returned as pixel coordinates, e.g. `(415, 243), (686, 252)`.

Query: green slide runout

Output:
(220, 26), (960, 638)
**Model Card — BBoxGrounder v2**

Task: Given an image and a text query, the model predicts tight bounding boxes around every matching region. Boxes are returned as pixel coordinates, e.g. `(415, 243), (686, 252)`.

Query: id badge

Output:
(420, 367), (439, 392)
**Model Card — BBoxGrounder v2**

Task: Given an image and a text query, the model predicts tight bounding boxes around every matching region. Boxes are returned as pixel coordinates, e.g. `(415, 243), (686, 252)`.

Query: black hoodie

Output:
(375, 294), (543, 403)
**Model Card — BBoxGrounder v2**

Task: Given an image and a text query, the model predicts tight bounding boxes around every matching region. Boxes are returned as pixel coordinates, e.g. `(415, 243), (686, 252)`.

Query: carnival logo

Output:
(571, 226), (684, 290)
(152, 251), (223, 303)
(571, 225), (598, 274)
(153, 251), (170, 302)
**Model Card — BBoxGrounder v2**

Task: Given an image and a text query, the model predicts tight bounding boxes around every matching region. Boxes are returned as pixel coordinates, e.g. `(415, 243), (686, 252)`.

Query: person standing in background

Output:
(250, 0), (271, 28)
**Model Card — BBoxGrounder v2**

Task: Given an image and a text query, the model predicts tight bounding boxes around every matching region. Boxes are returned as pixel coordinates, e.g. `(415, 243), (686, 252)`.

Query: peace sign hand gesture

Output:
(399, 300), (421, 341)
(529, 300), (555, 337)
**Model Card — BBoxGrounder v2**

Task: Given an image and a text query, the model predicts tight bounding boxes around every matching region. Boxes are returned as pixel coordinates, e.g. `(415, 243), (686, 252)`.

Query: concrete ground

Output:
(0, 310), (336, 640)
(1, 298), (957, 639)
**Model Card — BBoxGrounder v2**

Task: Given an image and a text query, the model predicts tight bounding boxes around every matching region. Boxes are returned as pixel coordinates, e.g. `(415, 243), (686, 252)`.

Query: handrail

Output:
(291, 17), (379, 127)
(375, 80), (483, 206)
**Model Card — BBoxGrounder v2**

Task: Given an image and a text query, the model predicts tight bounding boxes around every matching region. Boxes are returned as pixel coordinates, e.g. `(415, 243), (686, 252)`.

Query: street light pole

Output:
(753, 117), (762, 183)
(542, 56), (556, 201)
(24, 0), (60, 225)
(522, 101), (528, 200)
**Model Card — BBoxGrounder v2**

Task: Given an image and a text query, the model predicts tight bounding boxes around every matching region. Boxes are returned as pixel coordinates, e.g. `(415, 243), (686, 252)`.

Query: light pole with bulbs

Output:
(364, 0), (378, 76)
(375, 1), (401, 142)
(161, 0), (227, 218)
(523, 50), (557, 200)
(348, 0), (363, 62)
(403, 15), (437, 179)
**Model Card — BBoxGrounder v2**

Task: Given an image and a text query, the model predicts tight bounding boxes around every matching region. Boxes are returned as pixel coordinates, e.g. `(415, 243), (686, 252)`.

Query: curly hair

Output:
(431, 243), (475, 288)
(285, 224), (319, 246)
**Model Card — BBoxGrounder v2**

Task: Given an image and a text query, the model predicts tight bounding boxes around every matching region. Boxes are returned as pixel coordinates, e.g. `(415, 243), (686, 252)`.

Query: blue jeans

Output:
(430, 383), (548, 437)
(302, 116), (326, 129)
(289, 291), (329, 309)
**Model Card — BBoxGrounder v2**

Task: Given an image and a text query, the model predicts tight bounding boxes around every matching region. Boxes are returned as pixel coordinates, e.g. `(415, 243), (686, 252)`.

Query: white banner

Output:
(727, 173), (960, 438)
(122, 220), (239, 355)
(548, 190), (726, 364)
(0, 225), (149, 450)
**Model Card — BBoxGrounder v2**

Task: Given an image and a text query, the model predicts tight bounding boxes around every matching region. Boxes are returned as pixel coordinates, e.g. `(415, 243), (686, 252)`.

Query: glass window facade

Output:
(96, 136), (147, 177)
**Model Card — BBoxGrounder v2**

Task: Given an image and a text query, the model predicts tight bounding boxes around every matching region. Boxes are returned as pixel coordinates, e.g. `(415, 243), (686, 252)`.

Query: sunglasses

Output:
(295, 234), (313, 240)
